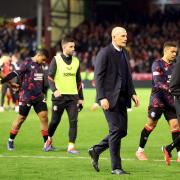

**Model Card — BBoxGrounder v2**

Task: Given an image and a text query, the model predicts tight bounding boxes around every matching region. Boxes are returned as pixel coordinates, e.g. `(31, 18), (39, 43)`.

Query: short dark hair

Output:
(36, 49), (49, 59)
(163, 41), (178, 49)
(61, 36), (75, 46)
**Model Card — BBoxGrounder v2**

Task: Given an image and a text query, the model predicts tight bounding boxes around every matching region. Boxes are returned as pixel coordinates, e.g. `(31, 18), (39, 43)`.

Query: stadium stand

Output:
(54, 8), (180, 75)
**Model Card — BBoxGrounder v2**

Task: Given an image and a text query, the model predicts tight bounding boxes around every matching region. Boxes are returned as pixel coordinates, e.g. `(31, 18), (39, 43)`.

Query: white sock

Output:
(68, 143), (75, 150)
(137, 147), (144, 152)
(9, 138), (14, 142)
(48, 136), (52, 141)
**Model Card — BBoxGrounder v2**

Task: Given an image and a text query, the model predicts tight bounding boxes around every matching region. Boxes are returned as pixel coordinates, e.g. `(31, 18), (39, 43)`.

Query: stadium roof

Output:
(0, 0), (37, 18)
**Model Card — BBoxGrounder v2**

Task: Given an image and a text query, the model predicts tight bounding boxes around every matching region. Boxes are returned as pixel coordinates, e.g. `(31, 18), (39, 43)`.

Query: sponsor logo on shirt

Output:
(63, 73), (76, 76)
(34, 73), (43, 80)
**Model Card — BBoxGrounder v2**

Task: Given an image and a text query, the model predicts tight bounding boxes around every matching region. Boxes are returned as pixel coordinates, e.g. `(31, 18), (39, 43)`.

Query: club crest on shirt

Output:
(66, 66), (72, 70)
(53, 105), (58, 111)
(151, 112), (156, 118)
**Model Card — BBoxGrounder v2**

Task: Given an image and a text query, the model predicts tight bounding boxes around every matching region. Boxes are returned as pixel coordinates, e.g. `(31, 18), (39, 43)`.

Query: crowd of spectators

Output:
(0, 8), (180, 74)
(0, 23), (36, 60)
(63, 8), (180, 73)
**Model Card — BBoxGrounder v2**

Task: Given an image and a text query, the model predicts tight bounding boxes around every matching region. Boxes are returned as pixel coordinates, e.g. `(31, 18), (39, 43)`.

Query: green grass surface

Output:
(0, 88), (179, 180)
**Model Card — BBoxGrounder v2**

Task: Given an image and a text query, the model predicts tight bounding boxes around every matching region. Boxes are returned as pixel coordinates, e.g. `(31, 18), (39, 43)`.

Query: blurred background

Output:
(1, 2), (180, 178)
(0, 0), (180, 87)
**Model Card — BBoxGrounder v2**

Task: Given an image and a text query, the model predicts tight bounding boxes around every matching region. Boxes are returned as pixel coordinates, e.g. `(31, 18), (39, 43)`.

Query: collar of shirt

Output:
(112, 43), (122, 52)
(61, 54), (72, 61)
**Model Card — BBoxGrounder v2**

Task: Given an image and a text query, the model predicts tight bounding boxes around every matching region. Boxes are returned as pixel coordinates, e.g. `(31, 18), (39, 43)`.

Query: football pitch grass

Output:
(0, 88), (179, 180)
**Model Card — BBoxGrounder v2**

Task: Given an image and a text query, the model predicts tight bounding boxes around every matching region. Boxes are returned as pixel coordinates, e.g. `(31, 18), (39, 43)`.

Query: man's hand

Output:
(77, 100), (84, 112)
(54, 90), (61, 97)
(100, 98), (109, 110)
(132, 95), (140, 107)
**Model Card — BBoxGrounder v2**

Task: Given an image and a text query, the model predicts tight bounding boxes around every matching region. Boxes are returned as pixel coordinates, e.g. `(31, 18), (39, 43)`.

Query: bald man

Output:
(88, 27), (139, 175)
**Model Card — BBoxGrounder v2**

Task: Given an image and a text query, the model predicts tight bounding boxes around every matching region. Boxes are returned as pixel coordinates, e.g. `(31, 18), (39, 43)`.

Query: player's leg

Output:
(136, 107), (162, 160)
(66, 100), (79, 154)
(34, 100), (48, 143)
(161, 93), (180, 164)
(7, 103), (30, 150)
(164, 107), (180, 163)
(162, 134), (180, 165)
(44, 101), (64, 151)
(38, 110), (49, 142)
(169, 119), (180, 160)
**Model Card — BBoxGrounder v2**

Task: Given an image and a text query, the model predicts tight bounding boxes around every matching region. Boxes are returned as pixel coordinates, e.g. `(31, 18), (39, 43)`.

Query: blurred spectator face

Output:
(112, 27), (127, 48)
(62, 42), (75, 56)
(164, 46), (178, 62)
(1, 55), (11, 64)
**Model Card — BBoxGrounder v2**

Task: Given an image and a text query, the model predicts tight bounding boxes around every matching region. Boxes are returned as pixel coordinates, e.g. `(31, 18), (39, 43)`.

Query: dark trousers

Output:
(93, 95), (128, 170)
(48, 100), (78, 143)
(175, 97), (180, 125)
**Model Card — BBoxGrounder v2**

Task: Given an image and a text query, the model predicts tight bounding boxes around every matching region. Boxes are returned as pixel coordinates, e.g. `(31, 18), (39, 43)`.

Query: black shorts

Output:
(19, 99), (48, 117)
(148, 106), (177, 121)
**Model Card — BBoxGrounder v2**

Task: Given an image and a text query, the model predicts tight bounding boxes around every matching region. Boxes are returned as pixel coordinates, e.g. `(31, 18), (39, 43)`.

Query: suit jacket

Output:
(95, 44), (136, 108)
(170, 54), (180, 97)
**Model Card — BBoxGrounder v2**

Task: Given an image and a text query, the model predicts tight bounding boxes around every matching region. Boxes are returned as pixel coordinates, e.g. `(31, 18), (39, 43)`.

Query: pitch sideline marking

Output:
(0, 154), (176, 162)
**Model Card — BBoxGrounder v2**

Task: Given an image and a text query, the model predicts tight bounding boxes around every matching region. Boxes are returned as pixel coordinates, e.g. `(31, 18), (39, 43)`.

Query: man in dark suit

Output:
(88, 27), (139, 175)
(170, 53), (180, 124)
